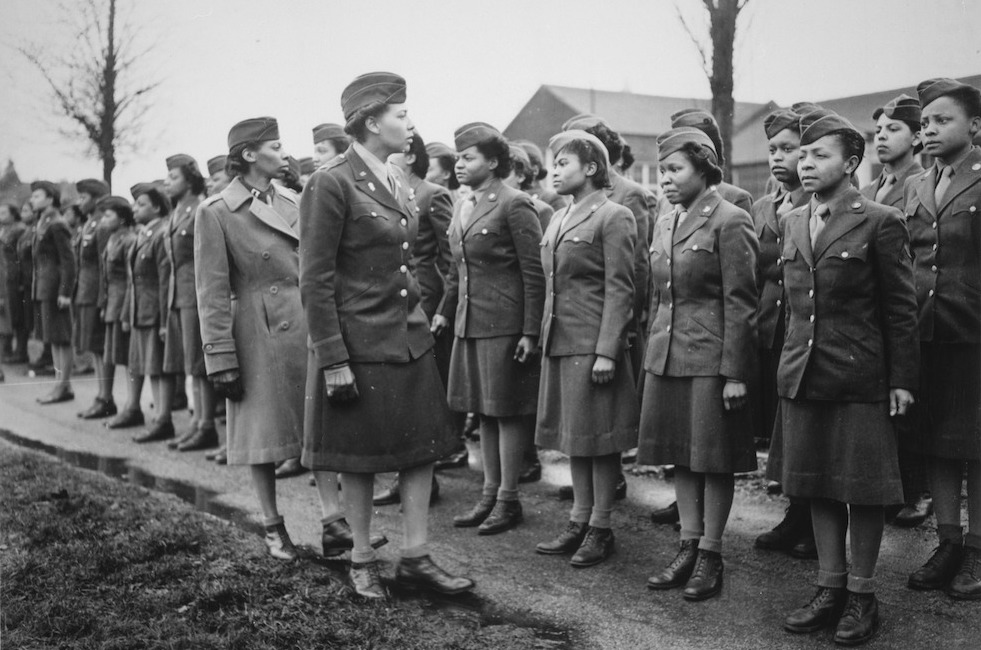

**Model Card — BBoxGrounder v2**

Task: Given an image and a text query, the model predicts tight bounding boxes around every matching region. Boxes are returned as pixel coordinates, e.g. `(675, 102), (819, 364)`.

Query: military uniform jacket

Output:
(299, 147), (433, 368)
(540, 190), (636, 358)
(530, 183), (568, 213)
(752, 186), (808, 350)
(101, 228), (136, 323)
(166, 195), (202, 310)
(438, 179), (545, 339)
(16, 226), (33, 297)
(903, 147), (981, 343)
(128, 217), (171, 328)
(860, 160), (924, 210)
(719, 181), (753, 215)
(408, 176), (453, 321)
(646, 190), (758, 380)
(32, 207), (76, 301)
(777, 188), (919, 401)
(607, 172), (652, 321)
(1, 221), (27, 294)
(531, 196), (555, 233)
(73, 216), (110, 307)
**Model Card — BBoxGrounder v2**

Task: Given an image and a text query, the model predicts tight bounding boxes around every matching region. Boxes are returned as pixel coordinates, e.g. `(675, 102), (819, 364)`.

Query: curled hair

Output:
(344, 100), (391, 143)
(1, 202), (21, 222)
(406, 132), (430, 178)
(175, 162), (206, 196)
(475, 135), (512, 179)
(557, 139), (611, 189)
(107, 203), (135, 227)
(510, 156), (534, 191)
(899, 119), (924, 155)
(620, 143), (635, 172)
(584, 123), (624, 166)
(325, 136), (350, 157)
(678, 141), (724, 186)
(142, 187), (172, 217)
(828, 129), (866, 167)
(944, 86), (981, 119)
(435, 154), (460, 190)
(226, 142), (254, 178)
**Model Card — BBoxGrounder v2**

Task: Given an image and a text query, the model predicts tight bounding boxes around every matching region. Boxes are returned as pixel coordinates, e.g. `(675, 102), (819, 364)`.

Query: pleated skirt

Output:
(447, 335), (540, 417)
(103, 321), (129, 366)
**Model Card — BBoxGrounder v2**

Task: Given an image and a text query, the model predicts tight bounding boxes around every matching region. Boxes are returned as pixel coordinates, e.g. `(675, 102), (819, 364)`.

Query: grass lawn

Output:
(0, 444), (563, 649)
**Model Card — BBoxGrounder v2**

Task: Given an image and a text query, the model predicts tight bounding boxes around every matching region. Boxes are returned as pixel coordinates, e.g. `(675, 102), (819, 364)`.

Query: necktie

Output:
(934, 165), (952, 207)
(459, 195), (477, 229)
(809, 203), (829, 248)
(874, 174), (895, 204)
(676, 209), (689, 227)
(388, 173), (398, 198)
(776, 192), (794, 219)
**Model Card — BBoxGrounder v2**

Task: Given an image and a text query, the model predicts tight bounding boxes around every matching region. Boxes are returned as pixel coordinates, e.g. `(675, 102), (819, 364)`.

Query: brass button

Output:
(808, 289), (814, 298)
(400, 265), (407, 273)
(399, 289), (407, 298)
(929, 289), (935, 297)
(666, 325), (671, 332)
(280, 322), (290, 330)
(401, 242), (409, 250)
(262, 251), (270, 260)
(932, 265), (938, 272)
(809, 315), (815, 323)
(482, 228), (489, 235)
(692, 244), (699, 251)
(807, 338), (813, 347)
(776, 258), (782, 266)
(400, 218), (407, 226)
(371, 211), (378, 217)
(841, 251), (849, 258)
(776, 299), (782, 307)
(270, 286), (278, 294)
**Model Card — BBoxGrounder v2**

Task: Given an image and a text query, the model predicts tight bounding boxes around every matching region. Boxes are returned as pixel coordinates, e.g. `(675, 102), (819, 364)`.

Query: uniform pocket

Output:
(827, 240), (869, 262)
(260, 287), (299, 335)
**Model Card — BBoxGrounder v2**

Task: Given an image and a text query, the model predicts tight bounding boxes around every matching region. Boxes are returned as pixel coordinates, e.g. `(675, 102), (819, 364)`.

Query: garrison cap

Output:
(425, 141), (457, 159)
(656, 127), (718, 164)
(207, 155), (227, 176)
(763, 109), (801, 139)
(227, 117), (280, 150)
(299, 157), (316, 175)
(561, 113), (609, 132)
(96, 195), (132, 214)
(799, 109), (860, 146)
(313, 122), (346, 144)
(166, 154), (198, 171)
(515, 140), (544, 167)
(917, 77), (980, 110)
(791, 102), (823, 115)
(30, 180), (61, 203)
(341, 72), (406, 121)
(454, 122), (502, 152)
(508, 143), (531, 169)
(873, 94), (921, 123)
(130, 183), (154, 200)
(548, 129), (613, 170)
(75, 178), (110, 198)
(671, 109), (723, 161)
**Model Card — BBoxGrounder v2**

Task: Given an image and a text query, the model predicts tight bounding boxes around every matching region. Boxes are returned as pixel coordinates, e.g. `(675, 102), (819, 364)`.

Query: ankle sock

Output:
(847, 574), (876, 594)
(497, 488), (519, 501)
(698, 536), (723, 554)
(817, 570), (848, 589)
(482, 485), (498, 498)
(588, 507), (613, 529)
(320, 513), (343, 526)
(399, 544), (428, 560)
(680, 528), (704, 542)
(263, 515), (284, 528)
(351, 548), (377, 564)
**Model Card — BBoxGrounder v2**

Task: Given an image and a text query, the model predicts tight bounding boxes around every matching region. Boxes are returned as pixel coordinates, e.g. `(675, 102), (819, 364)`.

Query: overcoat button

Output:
(778, 280), (783, 286)
(808, 289), (814, 298)
(489, 194), (496, 200)
(929, 289), (935, 297)
(371, 211), (378, 217)
(181, 229), (187, 236)
(666, 281), (671, 288)
(809, 315), (815, 323)
(205, 344), (213, 350)
(280, 322), (290, 330)
(932, 222), (937, 229)
(776, 258), (782, 266)
(262, 252), (270, 260)
(971, 206), (978, 213)
(666, 325), (671, 332)
(401, 218), (407, 226)
(776, 237), (781, 244)
(776, 299), (781, 307)
(270, 286), (278, 294)
(400, 289), (407, 298)
(933, 244), (938, 251)
(573, 236), (580, 242)
(402, 242), (409, 250)
(400, 265), (407, 273)
(973, 164), (981, 171)
(932, 265), (938, 272)
(808, 339), (813, 347)
(702, 206), (710, 213)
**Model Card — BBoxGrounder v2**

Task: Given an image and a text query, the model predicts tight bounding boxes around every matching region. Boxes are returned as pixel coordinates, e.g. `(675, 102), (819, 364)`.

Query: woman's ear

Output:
(488, 157), (498, 171)
(242, 147), (258, 164)
(585, 161), (598, 178)
(843, 155), (861, 176)
(365, 115), (382, 136)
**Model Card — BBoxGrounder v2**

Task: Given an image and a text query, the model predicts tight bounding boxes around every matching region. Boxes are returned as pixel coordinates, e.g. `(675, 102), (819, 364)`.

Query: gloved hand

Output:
(210, 369), (245, 402)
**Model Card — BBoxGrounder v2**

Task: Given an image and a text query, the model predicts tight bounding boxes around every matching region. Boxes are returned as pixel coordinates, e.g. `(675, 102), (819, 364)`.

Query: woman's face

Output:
(0, 205), (14, 225)
(874, 115), (919, 165)
(370, 104), (414, 155)
(246, 140), (289, 180)
(100, 208), (122, 232)
(768, 129), (802, 186)
(313, 140), (340, 166)
(426, 157), (451, 187)
(206, 170), (231, 196)
(133, 194), (159, 225)
(165, 167), (189, 200)
(920, 95), (980, 161)
(455, 146), (495, 188)
(798, 135), (857, 196)
(29, 189), (52, 212)
(20, 202), (35, 224)
(658, 151), (706, 206)
(551, 150), (594, 196)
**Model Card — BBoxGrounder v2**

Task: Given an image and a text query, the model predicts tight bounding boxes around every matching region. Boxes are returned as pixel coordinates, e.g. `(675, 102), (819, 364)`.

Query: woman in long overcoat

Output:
(299, 73), (473, 600)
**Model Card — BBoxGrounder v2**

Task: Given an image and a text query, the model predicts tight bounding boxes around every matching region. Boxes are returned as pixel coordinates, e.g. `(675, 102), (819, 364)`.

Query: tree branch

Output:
(675, 1), (711, 80)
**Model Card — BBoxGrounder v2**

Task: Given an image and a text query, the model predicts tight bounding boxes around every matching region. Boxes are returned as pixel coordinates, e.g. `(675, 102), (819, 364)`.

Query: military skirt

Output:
(72, 304), (105, 354)
(36, 299), (71, 345)
(638, 374), (757, 473)
(447, 334), (540, 417)
(103, 321), (129, 367)
(535, 351), (639, 457)
(128, 325), (163, 376)
(302, 350), (458, 473)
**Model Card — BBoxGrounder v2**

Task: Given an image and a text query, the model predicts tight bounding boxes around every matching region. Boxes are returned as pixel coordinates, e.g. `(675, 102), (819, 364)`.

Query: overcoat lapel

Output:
(937, 148), (981, 214)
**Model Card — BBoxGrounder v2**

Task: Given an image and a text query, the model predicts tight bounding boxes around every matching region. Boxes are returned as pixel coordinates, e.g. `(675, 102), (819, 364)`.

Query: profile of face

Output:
(658, 151), (706, 206)
(313, 140), (341, 167)
(100, 208), (122, 233)
(502, 165), (523, 190)
(798, 135), (859, 196)
(368, 104), (414, 155)
(426, 157), (451, 187)
(133, 194), (159, 225)
(63, 206), (81, 227)
(0, 204), (14, 225)
(20, 202), (35, 224)
(455, 146), (495, 188)
(768, 129), (802, 186)
(244, 140), (289, 180)
(164, 167), (189, 200)
(206, 170), (231, 196)
(874, 115), (919, 165)
(551, 149), (595, 196)
(29, 189), (52, 212)
(920, 95), (981, 161)
(76, 192), (97, 214)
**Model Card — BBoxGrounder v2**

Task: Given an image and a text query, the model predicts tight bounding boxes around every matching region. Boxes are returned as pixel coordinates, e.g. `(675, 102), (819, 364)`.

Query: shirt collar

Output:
(353, 141), (392, 186)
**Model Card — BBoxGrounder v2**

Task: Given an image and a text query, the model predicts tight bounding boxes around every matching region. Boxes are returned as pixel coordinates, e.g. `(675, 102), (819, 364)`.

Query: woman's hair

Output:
(325, 136), (351, 156)
(945, 86), (981, 119)
(558, 139), (611, 189)
(175, 162), (206, 196)
(475, 135), (512, 179)
(678, 141), (724, 186)
(829, 129), (866, 167)
(406, 133), (430, 178)
(435, 154), (461, 190)
(584, 123), (624, 167)
(63, 204), (83, 222)
(620, 143), (635, 172)
(109, 204), (135, 226)
(142, 187), (172, 217)
(2, 202), (21, 221)
(510, 155), (534, 191)
(898, 119), (925, 154)
(226, 142), (255, 177)
(344, 100), (392, 143)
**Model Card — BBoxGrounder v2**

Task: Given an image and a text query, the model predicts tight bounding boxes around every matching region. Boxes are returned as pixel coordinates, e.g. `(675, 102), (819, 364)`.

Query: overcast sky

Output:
(1, 0), (979, 193)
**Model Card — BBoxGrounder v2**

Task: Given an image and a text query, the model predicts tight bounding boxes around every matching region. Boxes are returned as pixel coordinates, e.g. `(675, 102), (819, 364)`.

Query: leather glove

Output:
(210, 369), (245, 402)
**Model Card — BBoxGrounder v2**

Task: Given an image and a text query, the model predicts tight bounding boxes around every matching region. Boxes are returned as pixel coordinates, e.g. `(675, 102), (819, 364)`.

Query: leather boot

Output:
(518, 459), (542, 483)
(790, 529), (819, 560)
(478, 500), (523, 535)
(892, 493), (933, 528)
(833, 592), (878, 646)
(321, 518), (388, 558)
(908, 539), (964, 590)
(683, 550), (724, 601)
(349, 560), (388, 599)
(434, 447), (469, 470)
(570, 526), (615, 567)
(784, 586), (847, 633)
(947, 546), (981, 600)
(395, 555), (474, 595)
(536, 521), (588, 555)
(263, 522), (298, 561)
(178, 425), (220, 451)
(78, 397), (117, 419)
(168, 425), (198, 449)
(647, 539), (699, 590)
(106, 409), (144, 429)
(133, 419), (175, 443)
(650, 501), (680, 525)
(756, 501), (809, 551)
(453, 496), (496, 528)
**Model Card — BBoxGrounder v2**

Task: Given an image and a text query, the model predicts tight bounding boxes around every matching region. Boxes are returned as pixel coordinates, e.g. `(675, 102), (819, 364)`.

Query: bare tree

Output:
(18, 0), (161, 188)
(676, 0), (750, 182)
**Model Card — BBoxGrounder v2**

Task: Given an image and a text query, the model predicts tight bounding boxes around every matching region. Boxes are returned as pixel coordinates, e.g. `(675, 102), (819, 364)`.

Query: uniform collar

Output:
(353, 141), (393, 187)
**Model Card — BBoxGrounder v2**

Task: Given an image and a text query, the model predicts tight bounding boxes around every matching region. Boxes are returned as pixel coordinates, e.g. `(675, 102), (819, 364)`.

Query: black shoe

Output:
(106, 409), (145, 429)
(536, 521), (588, 555)
(168, 425), (199, 449)
(478, 500), (523, 535)
(615, 474), (627, 501)
(395, 555), (474, 595)
(518, 460), (542, 484)
(349, 560), (388, 600)
(892, 493), (933, 528)
(756, 501), (809, 552)
(621, 449), (638, 464)
(784, 586), (847, 633)
(133, 420), (175, 443)
(570, 526), (614, 567)
(263, 522), (298, 561)
(205, 445), (226, 461)
(683, 550), (724, 601)
(321, 518), (389, 558)
(790, 532), (818, 560)
(647, 539), (699, 590)
(650, 501), (680, 525)
(834, 592), (878, 646)
(28, 365), (56, 377)
(78, 397), (117, 419)
(178, 425), (220, 451)
(213, 449), (227, 465)
(373, 481), (401, 506)
(274, 457), (307, 479)
(557, 485), (574, 501)
(434, 447), (469, 470)
(947, 546), (981, 600)
(908, 539), (964, 590)
(453, 496), (496, 528)
(37, 387), (74, 404)
(172, 390), (188, 412)
(462, 413), (479, 439)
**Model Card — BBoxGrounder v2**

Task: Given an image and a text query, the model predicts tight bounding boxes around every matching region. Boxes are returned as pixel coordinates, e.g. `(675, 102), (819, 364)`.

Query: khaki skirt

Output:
(447, 334), (540, 417)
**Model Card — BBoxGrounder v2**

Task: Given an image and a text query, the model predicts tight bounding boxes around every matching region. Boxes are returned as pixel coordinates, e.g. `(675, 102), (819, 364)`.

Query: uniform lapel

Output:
(789, 204), (815, 267)
(672, 190), (719, 246)
(813, 189), (868, 260)
(937, 147), (981, 215)
(249, 192), (299, 241)
(347, 148), (409, 216)
(914, 168), (939, 217)
(557, 190), (605, 243)
(886, 161), (924, 207)
(463, 179), (503, 237)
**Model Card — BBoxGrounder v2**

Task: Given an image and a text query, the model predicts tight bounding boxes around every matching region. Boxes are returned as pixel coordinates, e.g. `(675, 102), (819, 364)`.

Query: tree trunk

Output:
(708, 0), (739, 182)
(100, 0), (117, 188)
